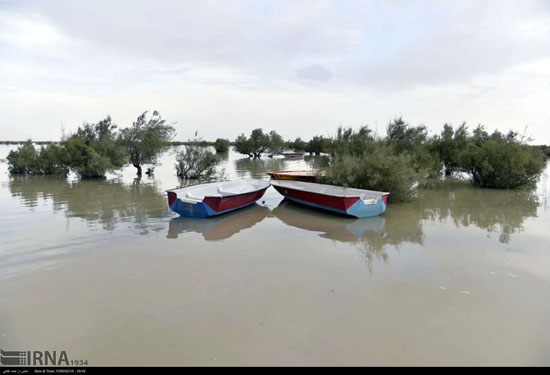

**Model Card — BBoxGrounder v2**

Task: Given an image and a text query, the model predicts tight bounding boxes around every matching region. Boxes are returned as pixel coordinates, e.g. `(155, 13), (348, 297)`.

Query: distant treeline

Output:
(3, 115), (549, 202)
(229, 121), (548, 201)
(0, 140), (61, 145)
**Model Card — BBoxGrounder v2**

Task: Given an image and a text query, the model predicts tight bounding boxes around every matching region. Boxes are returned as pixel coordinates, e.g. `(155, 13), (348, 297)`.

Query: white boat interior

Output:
(169, 179), (270, 203)
(270, 180), (388, 204)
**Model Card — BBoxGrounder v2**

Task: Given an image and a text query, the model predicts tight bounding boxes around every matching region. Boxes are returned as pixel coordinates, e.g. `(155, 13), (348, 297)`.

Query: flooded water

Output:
(1, 145), (549, 366)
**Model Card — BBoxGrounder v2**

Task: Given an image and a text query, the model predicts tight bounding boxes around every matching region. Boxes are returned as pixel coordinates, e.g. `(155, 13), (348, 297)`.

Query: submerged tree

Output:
(431, 122), (469, 176)
(175, 138), (220, 179)
(289, 137), (307, 151)
(63, 116), (126, 178)
(324, 142), (420, 203)
(305, 135), (329, 155)
(7, 140), (40, 175)
(267, 130), (285, 155)
(120, 111), (176, 176)
(234, 128), (271, 158)
(329, 125), (375, 159)
(457, 127), (546, 189)
(214, 138), (231, 153)
(7, 140), (69, 176)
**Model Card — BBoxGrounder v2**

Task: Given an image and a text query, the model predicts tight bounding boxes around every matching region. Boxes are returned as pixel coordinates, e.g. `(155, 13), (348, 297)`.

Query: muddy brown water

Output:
(0, 145), (549, 365)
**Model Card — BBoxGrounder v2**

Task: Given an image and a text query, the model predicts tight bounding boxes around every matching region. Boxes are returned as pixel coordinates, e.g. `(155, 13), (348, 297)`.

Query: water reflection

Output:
(272, 199), (386, 242)
(273, 199), (400, 268)
(418, 180), (539, 243)
(167, 203), (269, 240)
(8, 175), (170, 233)
(234, 157), (289, 179)
(6, 174), (541, 247)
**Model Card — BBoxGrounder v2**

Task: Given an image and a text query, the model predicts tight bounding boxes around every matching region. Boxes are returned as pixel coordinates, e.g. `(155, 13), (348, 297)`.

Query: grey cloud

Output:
(297, 65), (332, 81)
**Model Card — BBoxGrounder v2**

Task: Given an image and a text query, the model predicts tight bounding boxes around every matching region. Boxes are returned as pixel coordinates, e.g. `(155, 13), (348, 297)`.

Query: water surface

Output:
(1, 145), (549, 365)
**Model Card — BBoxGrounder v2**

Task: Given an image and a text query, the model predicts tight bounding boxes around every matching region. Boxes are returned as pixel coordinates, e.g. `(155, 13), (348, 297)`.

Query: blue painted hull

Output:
(169, 198), (261, 218)
(282, 195), (387, 219)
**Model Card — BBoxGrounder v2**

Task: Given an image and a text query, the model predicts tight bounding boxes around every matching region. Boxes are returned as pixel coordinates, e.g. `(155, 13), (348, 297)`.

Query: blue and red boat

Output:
(270, 180), (389, 219)
(167, 179), (270, 218)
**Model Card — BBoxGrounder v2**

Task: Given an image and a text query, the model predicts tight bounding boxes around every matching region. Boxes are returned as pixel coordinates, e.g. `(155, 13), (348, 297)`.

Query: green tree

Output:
(457, 130), (546, 189)
(324, 142), (420, 203)
(214, 138), (231, 153)
(329, 126), (375, 159)
(234, 128), (271, 158)
(35, 143), (70, 175)
(268, 130), (285, 155)
(432, 122), (469, 176)
(120, 111), (175, 176)
(64, 116), (126, 178)
(7, 140), (40, 175)
(289, 137), (307, 151)
(305, 135), (328, 155)
(386, 117), (440, 176)
(7, 140), (69, 176)
(175, 143), (220, 179)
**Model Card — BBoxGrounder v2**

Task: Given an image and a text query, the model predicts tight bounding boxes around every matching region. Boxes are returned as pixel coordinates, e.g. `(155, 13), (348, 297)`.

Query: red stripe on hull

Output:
(272, 185), (360, 210)
(203, 188), (267, 213)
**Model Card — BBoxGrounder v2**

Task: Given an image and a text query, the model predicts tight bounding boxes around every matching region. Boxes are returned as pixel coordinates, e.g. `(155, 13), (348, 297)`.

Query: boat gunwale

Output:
(268, 169), (325, 176)
(166, 179), (271, 201)
(270, 180), (389, 200)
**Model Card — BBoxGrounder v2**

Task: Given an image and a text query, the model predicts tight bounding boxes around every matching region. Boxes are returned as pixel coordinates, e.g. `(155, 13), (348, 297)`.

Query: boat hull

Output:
(167, 186), (269, 218)
(268, 170), (325, 182)
(271, 184), (387, 219)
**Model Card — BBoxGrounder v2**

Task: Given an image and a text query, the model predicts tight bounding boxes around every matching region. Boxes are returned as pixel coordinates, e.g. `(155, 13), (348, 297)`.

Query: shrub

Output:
(7, 140), (40, 174)
(214, 138), (231, 153)
(324, 142), (420, 202)
(63, 116), (126, 178)
(289, 137), (307, 151)
(329, 126), (375, 159)
(35, 143), (70, 175)
(305, 135), (329, 155)
(457, 129), (546, 189)
(7, 140), (69, 176)
(176, 144), (220, 179)
(431, 123), (469, 176)
(386, 117), (440, 176)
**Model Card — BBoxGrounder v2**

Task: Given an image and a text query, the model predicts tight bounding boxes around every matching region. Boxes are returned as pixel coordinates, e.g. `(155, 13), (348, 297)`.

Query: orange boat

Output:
(267, 169), (326, 182)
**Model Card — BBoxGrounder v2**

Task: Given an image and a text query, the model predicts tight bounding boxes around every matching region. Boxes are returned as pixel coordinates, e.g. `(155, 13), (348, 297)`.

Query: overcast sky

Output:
(1, 0), (549, 143)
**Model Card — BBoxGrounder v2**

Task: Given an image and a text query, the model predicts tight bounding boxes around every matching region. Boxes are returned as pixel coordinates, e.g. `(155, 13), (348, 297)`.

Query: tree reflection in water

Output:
(234, 155), (322, 179)
(418, 179), (539, 243)
(9, 175), (170, 233)
(8, 175), (541, 256)
(271, 179), (540, 269)
(235, 157), (289, 179)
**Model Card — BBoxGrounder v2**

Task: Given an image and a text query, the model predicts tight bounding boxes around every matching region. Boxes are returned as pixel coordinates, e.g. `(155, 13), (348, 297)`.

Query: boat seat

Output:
(217, 186), (235, 195)
(185, 192), (204, 201)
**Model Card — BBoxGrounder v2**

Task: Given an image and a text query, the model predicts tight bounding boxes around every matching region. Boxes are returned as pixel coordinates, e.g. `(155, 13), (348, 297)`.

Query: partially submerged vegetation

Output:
(7, 111), (174, 179)
(323, 119), (546, 201)
(4, 116), (548, 200)
(63, 116), (127, 178)
(120, 111), (175, 176)
(214, 138), (230, 153)
(175, 140), (220, 179)
(234, 128), (285, 158)
(323, 121), (433, 202)
(7, 141), (69, 176)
